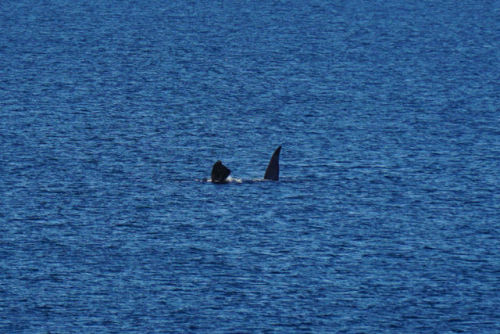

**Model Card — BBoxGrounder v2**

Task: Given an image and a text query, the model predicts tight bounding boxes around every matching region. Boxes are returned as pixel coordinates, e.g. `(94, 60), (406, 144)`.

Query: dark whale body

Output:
(210, 146), (281, 183)
(211, 160), (231, 183)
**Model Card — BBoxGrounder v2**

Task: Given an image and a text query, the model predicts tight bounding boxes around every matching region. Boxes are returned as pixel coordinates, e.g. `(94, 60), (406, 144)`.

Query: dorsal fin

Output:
(264, 146), (281, 181)
(211, 160), (231, 183)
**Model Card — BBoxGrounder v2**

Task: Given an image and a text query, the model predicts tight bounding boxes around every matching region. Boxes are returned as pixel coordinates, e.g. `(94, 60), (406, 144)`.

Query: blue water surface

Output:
(1, 1), (499, 332)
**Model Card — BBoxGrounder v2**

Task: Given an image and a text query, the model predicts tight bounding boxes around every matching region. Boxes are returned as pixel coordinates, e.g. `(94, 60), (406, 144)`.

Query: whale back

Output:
(264, 146), (281, 181)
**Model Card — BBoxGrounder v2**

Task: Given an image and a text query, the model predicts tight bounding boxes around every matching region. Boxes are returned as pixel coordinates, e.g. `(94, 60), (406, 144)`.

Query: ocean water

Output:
(1, 0), (499, 332)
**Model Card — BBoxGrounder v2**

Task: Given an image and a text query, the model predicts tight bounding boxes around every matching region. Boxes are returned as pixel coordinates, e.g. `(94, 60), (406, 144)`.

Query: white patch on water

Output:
(226, 176), (243, 183)
(202, 176), (243, 183)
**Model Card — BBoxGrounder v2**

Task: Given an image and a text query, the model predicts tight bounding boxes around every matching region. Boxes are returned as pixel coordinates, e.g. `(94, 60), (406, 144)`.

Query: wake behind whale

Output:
(208, 146), (282, 184)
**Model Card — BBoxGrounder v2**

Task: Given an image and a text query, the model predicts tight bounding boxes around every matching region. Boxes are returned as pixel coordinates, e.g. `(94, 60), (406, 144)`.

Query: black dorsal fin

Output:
(264, 146), (281, 181)
(211, 160), (231, 183)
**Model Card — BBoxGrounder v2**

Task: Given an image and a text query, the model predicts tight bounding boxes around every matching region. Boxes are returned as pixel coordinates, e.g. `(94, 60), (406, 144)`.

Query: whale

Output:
(209, 145), (281, 183)
(263, 145), (281, 181)
(211, 160), (231, 183)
